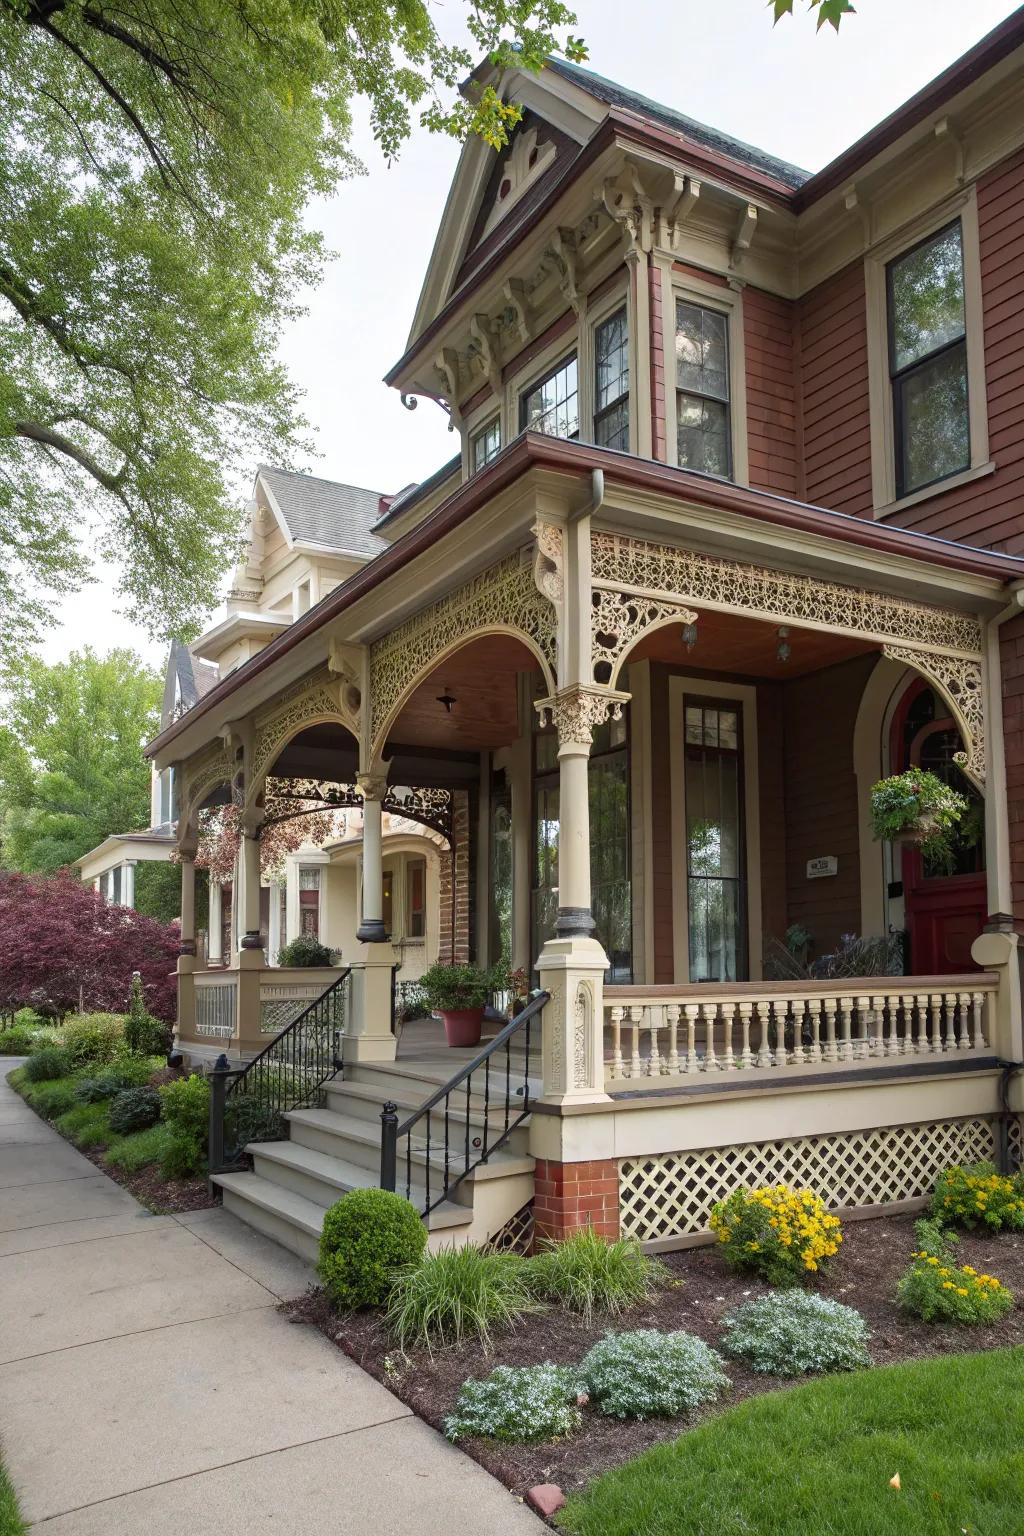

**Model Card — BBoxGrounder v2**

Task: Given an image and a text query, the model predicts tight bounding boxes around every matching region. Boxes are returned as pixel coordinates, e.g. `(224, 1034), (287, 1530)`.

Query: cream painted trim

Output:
(668, 677), (762, 984)
(506, 324), (581, 445)
(852, 656), (909, 938)
(865, 185), (989, 516)
(626, 658), (654, 984)
(877, 459), (996, 518)
(657, 258), (750, 487)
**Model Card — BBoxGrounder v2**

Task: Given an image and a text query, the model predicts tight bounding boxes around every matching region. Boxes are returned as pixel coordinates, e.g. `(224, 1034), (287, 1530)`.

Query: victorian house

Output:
(149, 16), (1024, 1258)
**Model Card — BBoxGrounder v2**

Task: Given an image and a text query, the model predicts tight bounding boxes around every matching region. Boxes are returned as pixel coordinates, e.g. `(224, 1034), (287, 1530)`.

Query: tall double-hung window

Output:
(675, 300), (731, 477)
(887, 221), (969, 498)
(520, 354), (579, 439)
(594, 308), (629, 450)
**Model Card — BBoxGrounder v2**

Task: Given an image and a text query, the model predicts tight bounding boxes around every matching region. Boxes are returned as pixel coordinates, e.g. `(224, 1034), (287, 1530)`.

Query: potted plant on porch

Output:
(870, 769), (968, 868)
(418, 961), (522, 1048)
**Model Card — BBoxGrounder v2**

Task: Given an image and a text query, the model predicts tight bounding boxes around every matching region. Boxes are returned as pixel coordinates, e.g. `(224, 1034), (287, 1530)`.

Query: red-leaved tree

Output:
(0, 870), (180, 1022)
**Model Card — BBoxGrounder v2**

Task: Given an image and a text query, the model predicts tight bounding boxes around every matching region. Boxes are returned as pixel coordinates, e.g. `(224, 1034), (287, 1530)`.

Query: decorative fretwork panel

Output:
(262, 777), (454, 847)
(589, 531), (982, 680)
(194, 981), (237, 1039)
(182, 746), (234, 824)
(619, 1116), (1009, 1242)
(369, 554), (557, 750)
(485, 1202), (536, 1257)
(251, 669), (358, 788)
(883, 643), (985, 784)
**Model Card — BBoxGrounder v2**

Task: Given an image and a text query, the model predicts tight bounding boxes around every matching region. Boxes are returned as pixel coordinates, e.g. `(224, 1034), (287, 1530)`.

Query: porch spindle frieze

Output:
(368, 552), (558, 755)
(180, 743), (235, 831)
(587, 529), (986, 780)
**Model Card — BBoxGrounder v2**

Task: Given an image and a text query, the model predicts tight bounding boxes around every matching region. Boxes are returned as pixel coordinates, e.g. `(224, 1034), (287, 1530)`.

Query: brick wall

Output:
(437, 789), (471, 964)
(533, 1158), (620, 1242)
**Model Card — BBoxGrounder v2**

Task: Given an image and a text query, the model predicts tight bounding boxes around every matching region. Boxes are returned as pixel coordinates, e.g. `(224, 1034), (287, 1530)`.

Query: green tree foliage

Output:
(0, 647), (160, 871)
(770, 0), (856, 29)
(0, 0), (584, 649)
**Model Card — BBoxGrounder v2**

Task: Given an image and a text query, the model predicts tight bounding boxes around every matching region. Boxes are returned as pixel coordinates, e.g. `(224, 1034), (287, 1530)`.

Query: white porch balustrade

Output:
(604, 976), (998, 1085)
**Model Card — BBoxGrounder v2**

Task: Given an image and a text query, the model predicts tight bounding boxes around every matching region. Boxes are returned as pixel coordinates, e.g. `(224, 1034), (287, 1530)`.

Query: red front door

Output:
(892, 681), (986, 975)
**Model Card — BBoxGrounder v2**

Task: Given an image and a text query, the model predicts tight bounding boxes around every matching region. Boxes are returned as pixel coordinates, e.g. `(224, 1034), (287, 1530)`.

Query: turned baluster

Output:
(628, 1005), (644, 1079)
(839, 996), (854, 1063)
(684, 1003), (700, 1073)
(720, 1002), (736, 1070)
(822, 997), (838, 1063)
(883, 993), (899, 1056)
(943, 992), (956, 1052)
(702, 1001), (720, 1071)
(770, 1002), (787, 1068)
(929, 993), (943, 1054)
(608, 1005), (625, 1079)
(898, 994), (915, 1054)
(870, 994), (886, 1057)
(665, 1004), (681, 1074)
(854, 996), (871, 1060)
(647, 1006), (662, 1078)
(755, 1001), (772, 1068)
(972, 990), (987, 1050)
(805, 996), (822, 1063)
(738, 1001), (754, 1068)
(955, 992), (970, 1051)
(913, 992), (929, 1053)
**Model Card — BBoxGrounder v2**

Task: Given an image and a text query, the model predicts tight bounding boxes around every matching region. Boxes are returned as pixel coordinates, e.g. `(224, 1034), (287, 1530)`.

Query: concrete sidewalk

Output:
(0, 1065), (542, 1533)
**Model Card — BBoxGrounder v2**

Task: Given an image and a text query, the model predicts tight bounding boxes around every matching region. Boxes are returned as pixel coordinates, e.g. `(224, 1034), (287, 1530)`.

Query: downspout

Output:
(983, 581), (1024, 916)
(569, 467), (605, 524)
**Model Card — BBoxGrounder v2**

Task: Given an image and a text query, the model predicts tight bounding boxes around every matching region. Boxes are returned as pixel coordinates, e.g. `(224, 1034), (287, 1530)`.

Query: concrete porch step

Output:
(320, 1078), (531, 1153)
(347, 1057), (542, 1108)
(286, 1105), (535, 1185)
(212, 1168), (472, 1264)
(246, 1138), (477, 1226)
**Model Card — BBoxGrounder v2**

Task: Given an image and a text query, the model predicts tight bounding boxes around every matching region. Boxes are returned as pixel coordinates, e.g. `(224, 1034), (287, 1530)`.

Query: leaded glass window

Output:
(594, 307), (629, 450)
(887, 221), (969, 497)
(521, 354), (579, 440)
(471, 417), (501, 473)
(676, 300), (731, 477)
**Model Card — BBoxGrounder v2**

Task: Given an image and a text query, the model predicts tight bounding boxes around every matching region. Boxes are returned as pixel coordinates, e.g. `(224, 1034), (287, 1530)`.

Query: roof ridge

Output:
(258, 463), (385, 498)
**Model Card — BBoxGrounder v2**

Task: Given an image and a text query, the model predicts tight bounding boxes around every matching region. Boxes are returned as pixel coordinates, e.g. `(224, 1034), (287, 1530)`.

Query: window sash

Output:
(520, 353), (579, 440)
(675, 299), (732, 478)
(471, 417), (501, 472)
(594, 307), (629, 450)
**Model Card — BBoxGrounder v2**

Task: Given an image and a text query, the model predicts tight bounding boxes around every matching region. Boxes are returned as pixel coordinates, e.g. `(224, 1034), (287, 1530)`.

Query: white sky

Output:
(40, 0), (1019, 671)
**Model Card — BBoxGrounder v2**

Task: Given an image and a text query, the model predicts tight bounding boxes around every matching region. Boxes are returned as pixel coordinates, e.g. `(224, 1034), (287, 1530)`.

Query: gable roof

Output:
(545, 57), (810, 190)
(162, 640), (219, 729)
(257, 465), (386, 558)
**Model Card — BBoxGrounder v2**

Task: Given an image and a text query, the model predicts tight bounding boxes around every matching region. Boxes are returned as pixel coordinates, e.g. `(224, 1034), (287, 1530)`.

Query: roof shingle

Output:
(258, 465), (387, 557)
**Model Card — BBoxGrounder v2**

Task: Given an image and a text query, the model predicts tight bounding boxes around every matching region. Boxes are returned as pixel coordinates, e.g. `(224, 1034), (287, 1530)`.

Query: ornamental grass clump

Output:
(931, 1162), (1024, 1232)
(897, 1220), (1013, 1325)
(444, 1363), (584, 1443)
(23, 1046), (72, 1083)
(709, 1185), (842, 1284)
(722, 1291), (871, 1376)
(581, 1329), (730, 1421)
(528, 1228), (671, 1322)
(318, 1189), (427, 1311)
(385, 1244), (537, 1352)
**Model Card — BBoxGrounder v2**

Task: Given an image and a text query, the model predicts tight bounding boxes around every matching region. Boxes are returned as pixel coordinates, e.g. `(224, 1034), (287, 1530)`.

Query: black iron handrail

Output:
(208, 968), (351, 1174)
(380, 989), (549, 1216)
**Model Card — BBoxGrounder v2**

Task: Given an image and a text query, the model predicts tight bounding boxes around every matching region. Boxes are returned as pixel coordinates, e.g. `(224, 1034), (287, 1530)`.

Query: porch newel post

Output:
(356, 772), (388, 942)
(208, 879), (223, 966)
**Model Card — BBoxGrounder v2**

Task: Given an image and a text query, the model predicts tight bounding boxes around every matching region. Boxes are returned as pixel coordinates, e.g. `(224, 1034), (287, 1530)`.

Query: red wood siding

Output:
(796, 262), (874, 516)
(892, 146), (1024, 554)
(744, 286), (800, 497)
(782, 655), (877, 956)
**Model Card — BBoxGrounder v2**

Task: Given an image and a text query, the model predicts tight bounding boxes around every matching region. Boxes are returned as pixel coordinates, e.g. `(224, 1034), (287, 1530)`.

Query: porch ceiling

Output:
(625, 608), (879, 680)
(386, 634), (540, 752)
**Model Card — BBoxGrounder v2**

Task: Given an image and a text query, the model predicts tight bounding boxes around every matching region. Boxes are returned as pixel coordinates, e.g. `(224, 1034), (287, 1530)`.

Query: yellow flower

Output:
(957, 1287), (969, 1296)
(942, 1281), (955, 1289)
(927, 1256), (940, 1266)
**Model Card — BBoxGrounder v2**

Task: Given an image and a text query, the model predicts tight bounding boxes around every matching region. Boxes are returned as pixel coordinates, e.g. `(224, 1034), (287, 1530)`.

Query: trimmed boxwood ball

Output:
(318, 1188), (427, 1310)
(581, 1329), (730, 1421)
(722, 1291), (872, 1376)
(109, 1085), (162, 1136)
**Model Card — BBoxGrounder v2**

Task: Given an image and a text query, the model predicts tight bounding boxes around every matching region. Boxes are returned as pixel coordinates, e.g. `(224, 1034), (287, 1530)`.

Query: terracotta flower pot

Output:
(438, 1006), (485, 1048)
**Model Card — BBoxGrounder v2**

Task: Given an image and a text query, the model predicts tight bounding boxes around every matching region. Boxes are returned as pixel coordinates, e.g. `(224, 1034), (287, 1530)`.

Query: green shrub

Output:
(897, 1222), (1013, 1325)
(445, 1363), (584, 1443)
(318, 1188), (427, 1311)
(55, 1102), (113, 1149)
(870, 768), (968, 867)
(124, 973), (172, 1057)
(23, 1078), (78, 1118)
(931, 1162), (1024, 1232)
(61, 1013), (125, 1066)
(24, 1046), (72, 1082)
(581, 1330), (730, 1421)
(74, 1073), (121, 1104)
(0, 1026), (39, 1054)
(386, 1245), (536, 1352)
(722, 1291), (871, 1376)
(13, 1007), (49, 1029)
(709, 1185), (843, 1284)
(109, 1086), (162, 1136)
(159, 1132), (206, 1179)
(157, 1073), (210, 1179)
(226, 1092), (285, 1149)
(105, 1123), (173, 1173)
(277, 933), (335, 967)
(528, 1229), (669, 1322)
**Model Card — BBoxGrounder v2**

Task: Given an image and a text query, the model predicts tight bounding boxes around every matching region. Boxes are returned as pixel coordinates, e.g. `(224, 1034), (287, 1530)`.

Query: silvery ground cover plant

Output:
(722, 1290), (872, 1375)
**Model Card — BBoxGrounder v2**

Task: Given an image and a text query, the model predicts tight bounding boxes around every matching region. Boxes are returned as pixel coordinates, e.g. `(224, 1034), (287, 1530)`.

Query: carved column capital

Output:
(356, 771), (389, 802)
(534, 684), (632, 749)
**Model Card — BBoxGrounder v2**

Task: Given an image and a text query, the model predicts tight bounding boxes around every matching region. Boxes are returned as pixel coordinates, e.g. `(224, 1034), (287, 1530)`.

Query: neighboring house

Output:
(77, 468), (446, 985)
(148, 20), (1024, 1259)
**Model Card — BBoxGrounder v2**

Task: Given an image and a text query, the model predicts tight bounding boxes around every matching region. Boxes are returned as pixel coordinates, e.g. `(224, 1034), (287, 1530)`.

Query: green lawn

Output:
(0, 1455), (26, 1536)
(559, 1348), (1024, 1536)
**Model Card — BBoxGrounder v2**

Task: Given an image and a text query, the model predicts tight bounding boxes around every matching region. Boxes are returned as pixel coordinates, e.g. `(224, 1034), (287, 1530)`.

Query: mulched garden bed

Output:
(76, 1142), (218, 1213)
(290, 1213), (1024, 1499)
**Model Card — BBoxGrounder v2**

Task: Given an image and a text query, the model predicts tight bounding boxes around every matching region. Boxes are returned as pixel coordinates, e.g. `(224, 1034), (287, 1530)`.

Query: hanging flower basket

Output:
(870, 770), (968, 863)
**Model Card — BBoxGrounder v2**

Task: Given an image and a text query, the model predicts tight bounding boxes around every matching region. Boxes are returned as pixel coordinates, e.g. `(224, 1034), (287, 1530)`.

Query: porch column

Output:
(534, 685), (628, 1106)
(268, 878), (282, 965)
(356, 772), (388, 942)
(179, 854), (196, 956)
(239, 820), (262, 951)
(208, 879), (223, 965)
(122, 860), (136, 910)
(175, 842), (197, 1046)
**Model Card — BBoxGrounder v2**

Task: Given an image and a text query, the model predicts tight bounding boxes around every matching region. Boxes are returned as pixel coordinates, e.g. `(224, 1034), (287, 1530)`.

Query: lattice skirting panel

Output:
(484, 1202), (535, 1257)
(619, 1116), (1021, 1244)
